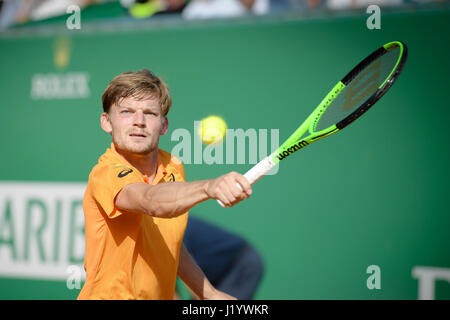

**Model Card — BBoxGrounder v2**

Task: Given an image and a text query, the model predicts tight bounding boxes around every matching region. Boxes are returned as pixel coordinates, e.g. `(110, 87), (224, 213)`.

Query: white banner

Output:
(0, 181), (86, 281)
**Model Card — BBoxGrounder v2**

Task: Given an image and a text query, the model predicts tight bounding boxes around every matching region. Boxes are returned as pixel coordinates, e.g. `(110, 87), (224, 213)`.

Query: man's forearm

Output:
(116, 171), (252, 219)
(177, 243), (215, 300)
(143, 180), (210, 218)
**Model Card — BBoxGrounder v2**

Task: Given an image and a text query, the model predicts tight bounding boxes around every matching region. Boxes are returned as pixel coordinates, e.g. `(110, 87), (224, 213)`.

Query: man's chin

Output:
(129, 146), (155, 155)
(116, 142), (155, 156)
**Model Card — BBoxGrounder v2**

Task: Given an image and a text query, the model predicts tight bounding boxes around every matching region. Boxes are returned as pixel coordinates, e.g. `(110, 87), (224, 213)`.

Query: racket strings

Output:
(314, 47), (401, 132)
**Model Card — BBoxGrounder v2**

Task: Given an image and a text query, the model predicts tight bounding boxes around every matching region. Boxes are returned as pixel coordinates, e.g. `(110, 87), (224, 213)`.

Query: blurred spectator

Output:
(0, 0), (113, 29)
(288, 0), (325, 10)
(327, 0), (403, 10)
(181, 0), (269, 20)
(1, 0), (447, 31)
(0, 0), (22, 29)
(122, 0), (188, 18)
(269, 0), (290, 12)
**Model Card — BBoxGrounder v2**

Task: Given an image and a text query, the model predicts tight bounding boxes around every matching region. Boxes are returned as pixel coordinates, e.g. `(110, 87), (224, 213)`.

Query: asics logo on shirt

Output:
(118, 168), (133, 178)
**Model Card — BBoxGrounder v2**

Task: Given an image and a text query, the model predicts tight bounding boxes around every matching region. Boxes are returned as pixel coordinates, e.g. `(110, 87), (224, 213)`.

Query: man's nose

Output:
(133, 111), (146, 127)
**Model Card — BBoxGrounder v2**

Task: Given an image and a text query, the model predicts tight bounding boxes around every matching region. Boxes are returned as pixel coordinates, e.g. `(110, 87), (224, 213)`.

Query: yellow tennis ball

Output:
(198, 116), (227, 145)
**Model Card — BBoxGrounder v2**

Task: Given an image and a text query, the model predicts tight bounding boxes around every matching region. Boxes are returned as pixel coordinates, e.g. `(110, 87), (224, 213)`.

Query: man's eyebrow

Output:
(117, 103), (159, 113)
(116, 102), (131, 109)
(143, 107), (159, 113)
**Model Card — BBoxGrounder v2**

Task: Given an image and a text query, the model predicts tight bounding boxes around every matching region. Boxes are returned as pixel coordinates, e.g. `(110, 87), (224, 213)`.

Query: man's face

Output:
(101, 96), (168, 155)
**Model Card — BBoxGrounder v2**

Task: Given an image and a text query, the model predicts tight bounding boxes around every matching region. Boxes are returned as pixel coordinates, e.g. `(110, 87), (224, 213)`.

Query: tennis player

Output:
(78, 69), (252, 300)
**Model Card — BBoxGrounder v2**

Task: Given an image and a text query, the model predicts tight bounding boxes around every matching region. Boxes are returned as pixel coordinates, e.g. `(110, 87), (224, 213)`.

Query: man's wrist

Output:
(200, 283), (217, 300)
(202, 179), (212, 199)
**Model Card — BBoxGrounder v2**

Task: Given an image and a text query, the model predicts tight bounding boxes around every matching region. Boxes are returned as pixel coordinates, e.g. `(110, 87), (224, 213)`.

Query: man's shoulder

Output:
(158, 148), (183, 168)
(87, 151), (135, 184)
(89, 162), (135, 178)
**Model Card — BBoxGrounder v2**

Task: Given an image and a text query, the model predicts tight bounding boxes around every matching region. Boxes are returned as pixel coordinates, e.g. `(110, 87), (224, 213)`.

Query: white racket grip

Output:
(243, 156), (276, 185)
(217, 156), (275, 207)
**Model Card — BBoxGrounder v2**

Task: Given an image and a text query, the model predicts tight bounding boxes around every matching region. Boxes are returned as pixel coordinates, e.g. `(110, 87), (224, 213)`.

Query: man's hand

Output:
(204, 288), (237, 300)
(205, 172), (252, 207)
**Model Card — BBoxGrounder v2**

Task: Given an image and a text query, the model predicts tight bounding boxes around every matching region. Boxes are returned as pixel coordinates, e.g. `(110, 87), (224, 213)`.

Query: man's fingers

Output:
(229, 181), (244, 199)
(222, 186), (237, 204)
(211, 171), (253, 208)
(216, 191), (231, 207)
(234, 174), (252, 197)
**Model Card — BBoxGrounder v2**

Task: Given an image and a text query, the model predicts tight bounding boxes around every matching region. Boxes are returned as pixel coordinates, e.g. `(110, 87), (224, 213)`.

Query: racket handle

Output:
(217, 156), (276, 207)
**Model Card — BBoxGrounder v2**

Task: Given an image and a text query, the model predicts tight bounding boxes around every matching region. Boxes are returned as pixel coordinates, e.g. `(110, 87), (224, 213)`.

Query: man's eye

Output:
(121, 110), (131, 114)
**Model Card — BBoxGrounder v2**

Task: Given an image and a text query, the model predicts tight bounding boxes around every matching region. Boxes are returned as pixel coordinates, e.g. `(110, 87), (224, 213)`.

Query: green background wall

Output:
(1, 8), (449, 299)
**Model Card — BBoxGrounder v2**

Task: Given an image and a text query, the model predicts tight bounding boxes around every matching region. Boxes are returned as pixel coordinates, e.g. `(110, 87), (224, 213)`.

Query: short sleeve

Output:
(89, 164), (143, 218)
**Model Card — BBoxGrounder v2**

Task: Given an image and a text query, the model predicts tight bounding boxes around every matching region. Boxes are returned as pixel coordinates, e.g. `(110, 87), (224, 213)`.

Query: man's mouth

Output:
(129, 133), (147, 139)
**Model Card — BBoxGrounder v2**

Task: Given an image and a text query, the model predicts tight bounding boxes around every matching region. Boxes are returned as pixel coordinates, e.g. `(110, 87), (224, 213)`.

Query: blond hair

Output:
(102, 69), (172, 116)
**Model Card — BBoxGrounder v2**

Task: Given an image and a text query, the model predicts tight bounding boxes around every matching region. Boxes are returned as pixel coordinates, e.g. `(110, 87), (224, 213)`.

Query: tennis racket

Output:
(218, 41), (408, 207)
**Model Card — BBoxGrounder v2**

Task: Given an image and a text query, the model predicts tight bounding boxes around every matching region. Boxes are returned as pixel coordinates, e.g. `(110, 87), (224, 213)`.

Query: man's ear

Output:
(100, 112), (112, 134)
(160, 116), (168, 136)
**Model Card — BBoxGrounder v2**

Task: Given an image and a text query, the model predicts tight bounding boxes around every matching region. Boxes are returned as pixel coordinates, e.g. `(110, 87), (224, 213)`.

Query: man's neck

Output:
(114, 145), (159, 179)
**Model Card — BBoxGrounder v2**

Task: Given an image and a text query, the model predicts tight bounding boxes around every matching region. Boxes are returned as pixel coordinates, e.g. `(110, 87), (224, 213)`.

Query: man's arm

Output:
(115, 171), (252, 218)
(177, 243), (236, 300)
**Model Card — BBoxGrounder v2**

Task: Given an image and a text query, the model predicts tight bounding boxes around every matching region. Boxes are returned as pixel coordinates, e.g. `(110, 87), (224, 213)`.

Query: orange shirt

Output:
(78, 143), (188, 300)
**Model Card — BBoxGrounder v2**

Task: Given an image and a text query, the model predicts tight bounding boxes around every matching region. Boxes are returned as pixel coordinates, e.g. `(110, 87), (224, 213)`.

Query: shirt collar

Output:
(109, 143), (168, 184)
